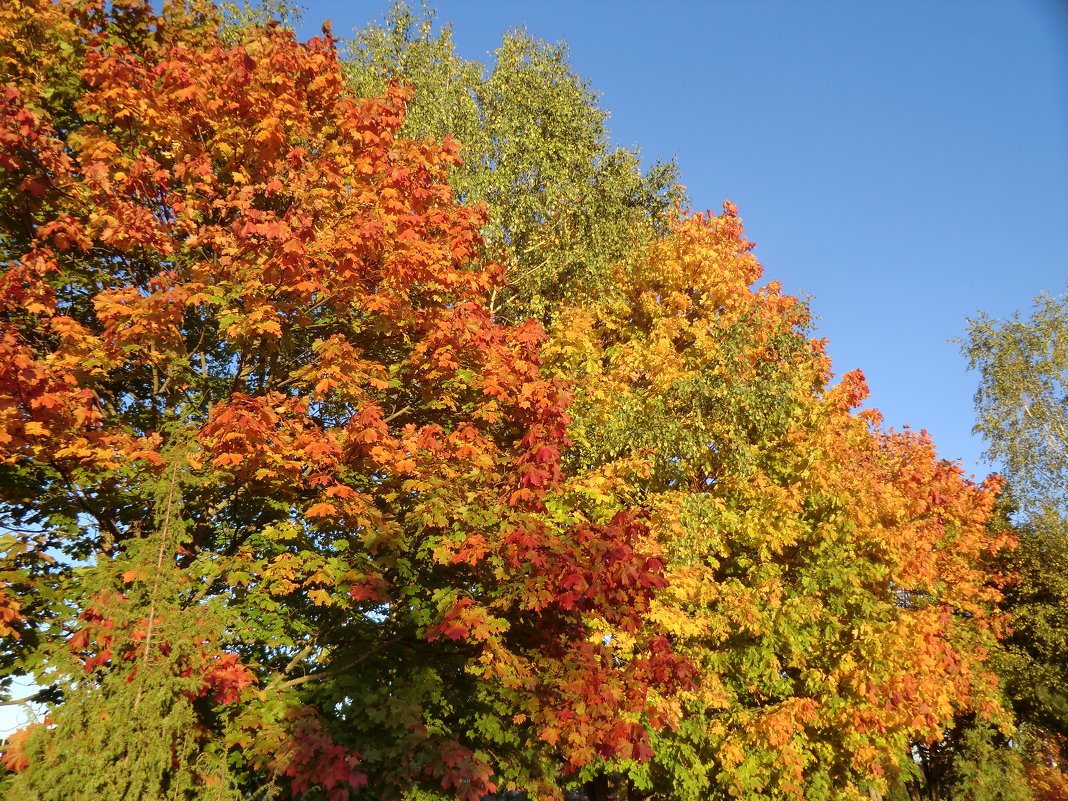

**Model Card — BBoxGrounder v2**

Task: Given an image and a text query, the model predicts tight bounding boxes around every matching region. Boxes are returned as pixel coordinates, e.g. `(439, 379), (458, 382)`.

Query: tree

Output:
(962, 289), (1068, 797)
(542, 207), (1014, 801)
(0, 2), (683, 798)
(964, 289), (1068, 523)
(343, 1), (685, 326)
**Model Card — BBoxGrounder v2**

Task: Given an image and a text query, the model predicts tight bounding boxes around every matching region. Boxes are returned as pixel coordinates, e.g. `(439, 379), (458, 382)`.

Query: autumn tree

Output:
(0, 2), (684, 799)
(541, 207), (1014, 801)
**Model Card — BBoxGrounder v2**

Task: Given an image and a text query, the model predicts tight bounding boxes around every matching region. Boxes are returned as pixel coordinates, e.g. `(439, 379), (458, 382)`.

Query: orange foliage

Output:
(547, 206), (1013, 798)
(0, 1), (680, 796)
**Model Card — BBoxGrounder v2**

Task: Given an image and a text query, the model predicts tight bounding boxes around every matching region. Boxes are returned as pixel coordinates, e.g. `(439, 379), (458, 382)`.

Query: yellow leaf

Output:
(22, 421), (50, 436)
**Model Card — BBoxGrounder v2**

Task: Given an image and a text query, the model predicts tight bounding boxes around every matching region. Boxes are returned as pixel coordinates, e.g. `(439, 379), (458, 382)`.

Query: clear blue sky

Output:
(293, 0), (1068, 481)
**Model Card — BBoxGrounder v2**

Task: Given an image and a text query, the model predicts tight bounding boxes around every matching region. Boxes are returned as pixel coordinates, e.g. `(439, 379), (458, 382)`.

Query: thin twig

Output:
(276, 636), (405, 690)
(264, 644), (319, 691)
(383, 404), (412, 424)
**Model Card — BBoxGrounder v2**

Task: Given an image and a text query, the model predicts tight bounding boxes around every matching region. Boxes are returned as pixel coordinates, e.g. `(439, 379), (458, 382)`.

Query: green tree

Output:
(885, 717), (1031, 801)
(963, 289), (1068, 735)
(961, 287), (1068, 796)
(342, 1), (685, 326)
(948, 720), (1031, 801)
(964, 289), (1068, 522)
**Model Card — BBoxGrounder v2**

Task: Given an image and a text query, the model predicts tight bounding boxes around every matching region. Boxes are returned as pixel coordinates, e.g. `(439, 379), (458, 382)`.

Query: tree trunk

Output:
(584, 775), (611, 801)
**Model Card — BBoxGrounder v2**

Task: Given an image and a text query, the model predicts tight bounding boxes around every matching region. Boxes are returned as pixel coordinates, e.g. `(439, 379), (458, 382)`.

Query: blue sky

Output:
(294, 0), (1068, 481)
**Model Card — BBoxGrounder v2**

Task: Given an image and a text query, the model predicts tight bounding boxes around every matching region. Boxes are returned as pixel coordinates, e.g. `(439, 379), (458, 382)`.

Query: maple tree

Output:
(342, 34), (1014, 796)
(0, 1), (682, 798)
(540, 207), (1014, 800)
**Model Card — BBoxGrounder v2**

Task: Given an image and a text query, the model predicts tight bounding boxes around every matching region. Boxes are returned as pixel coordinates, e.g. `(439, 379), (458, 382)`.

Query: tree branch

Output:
(0, 690), (45, 707)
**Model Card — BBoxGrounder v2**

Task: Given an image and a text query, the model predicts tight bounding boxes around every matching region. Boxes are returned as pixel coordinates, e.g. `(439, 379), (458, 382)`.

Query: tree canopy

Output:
(541, 207), (1011, 801)
(0, 2), (1038, 801)
(0, 2), (682, 798)
(964, 290), (1068, 522)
